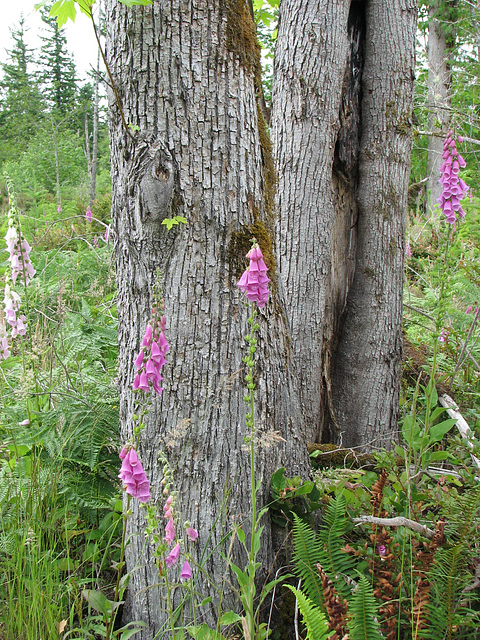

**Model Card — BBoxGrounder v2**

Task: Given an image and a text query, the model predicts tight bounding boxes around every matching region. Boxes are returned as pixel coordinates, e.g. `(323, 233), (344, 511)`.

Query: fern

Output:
(286, 585), (332, 640)
(317, 493), (355, 596)
(347, 574), (383, 640)
(292, 513), (324, 607)
(292, 495), (356, 611)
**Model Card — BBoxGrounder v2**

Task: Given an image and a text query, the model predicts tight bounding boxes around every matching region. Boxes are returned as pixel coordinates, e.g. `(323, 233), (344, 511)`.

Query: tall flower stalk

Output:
(232, 240), (271, 640)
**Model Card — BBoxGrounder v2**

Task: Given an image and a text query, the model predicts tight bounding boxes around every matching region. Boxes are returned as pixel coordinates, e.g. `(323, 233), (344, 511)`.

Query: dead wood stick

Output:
(352, 515), (435, 539)
(439, 393), (480, 472)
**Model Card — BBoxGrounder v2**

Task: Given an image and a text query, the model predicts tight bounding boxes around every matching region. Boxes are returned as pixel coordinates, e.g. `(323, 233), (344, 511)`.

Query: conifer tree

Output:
(39, 8), (78, 116)
(0, 18), (44, 165)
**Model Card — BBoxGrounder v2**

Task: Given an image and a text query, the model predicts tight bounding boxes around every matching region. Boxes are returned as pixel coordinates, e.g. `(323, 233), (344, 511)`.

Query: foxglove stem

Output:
(242, 300), (261, 639)
(106, 494), (131, 640)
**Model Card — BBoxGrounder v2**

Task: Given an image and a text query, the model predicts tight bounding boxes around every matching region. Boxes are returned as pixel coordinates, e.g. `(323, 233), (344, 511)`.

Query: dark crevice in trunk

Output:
(320, 0), (366, 445)
(334, 0), (365, 181)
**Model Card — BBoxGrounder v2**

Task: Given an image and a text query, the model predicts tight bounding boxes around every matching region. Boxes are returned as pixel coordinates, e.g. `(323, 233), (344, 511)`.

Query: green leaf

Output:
(114, 621), (148, 639)
(429, 418), (457, 443)
(294, 481), (315, 496)
(230, 563), (249, 588)
(428, 450), (450, 462)
(118, 0), (153, 5)
(219, 611), (242, 625)
(82, 589), (122, 616)
(187, 624), (225, 639)
(48, 0), (79, 27)
(271, 467), (287, 491)
(236, 526), (246, 545)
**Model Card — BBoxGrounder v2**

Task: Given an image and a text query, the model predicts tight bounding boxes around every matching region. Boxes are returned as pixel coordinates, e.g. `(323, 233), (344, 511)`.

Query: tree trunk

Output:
(89, 46), (100, 207)
(426, 2), (454, 214)
(105, 1), (309, 636)
(273, 0), (416, 449)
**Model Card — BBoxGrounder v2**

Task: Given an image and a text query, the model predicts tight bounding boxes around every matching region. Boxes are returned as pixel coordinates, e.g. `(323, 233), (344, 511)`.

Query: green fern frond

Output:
(292, 513), (324, 607)
(317, 494), (355, 597)
(286, 585), (332, 640)
(347, 574), (383, 640)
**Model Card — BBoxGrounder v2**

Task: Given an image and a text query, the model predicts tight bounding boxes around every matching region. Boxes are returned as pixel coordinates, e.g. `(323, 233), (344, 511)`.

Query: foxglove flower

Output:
(186, 526), (198, 542)
(180, 560), (192, 581)
(0, 334), (10, 360)
(165, 542), (180, 568)
(133, 313), (169, 397)
(118, 447), (151, 503)
(437, 131), (468, 224)
(85, 207), (92, 222)
(165, 516), (176, 545)
(237, 243), (270, 308)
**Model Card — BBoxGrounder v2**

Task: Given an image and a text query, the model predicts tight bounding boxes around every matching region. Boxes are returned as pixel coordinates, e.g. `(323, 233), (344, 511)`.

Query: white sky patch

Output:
(0, 0), (100, 82)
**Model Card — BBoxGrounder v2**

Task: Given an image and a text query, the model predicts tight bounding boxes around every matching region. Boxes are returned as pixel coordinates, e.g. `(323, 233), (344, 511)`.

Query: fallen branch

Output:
(439, 393), (480, 473)
(352, 515), (435, 540)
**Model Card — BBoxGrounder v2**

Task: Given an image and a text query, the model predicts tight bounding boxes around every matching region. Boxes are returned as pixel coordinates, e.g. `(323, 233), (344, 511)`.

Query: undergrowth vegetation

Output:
(2, 1), (480, 639)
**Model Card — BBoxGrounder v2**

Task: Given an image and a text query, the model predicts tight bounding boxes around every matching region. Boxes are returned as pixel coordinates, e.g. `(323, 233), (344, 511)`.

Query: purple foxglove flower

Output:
(378, 544), (387, 557)
(86, 207), (92, 222)
(134, 350), (144, 369)
(0, 335), (10, 360)
(186, 526), (198, 541)
(438, 133), (468, 224)
(237, 243), (270, 308)
(118, 447), (151, 502)
(405, 242), (412, 257)
(142, 323), (153, 347)
(165, 542), (180, 568)
(18, 418), (29, 426)
(104, 225), (110, 242)
(138, 371), (150, 391)
(57, 205), (62, 213)
(180, 560), (192, 581)
(165, 516), (176, 545)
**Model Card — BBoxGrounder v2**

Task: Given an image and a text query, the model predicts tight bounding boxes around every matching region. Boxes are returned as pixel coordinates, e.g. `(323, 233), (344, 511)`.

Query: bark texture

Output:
(273, 0), (416, 449)
(105, 1), (309, 636)
(426, 2), (454, 213)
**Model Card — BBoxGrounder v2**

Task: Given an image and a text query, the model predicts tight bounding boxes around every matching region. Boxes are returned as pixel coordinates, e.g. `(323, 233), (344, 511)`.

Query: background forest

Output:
(2, 1), (480, 639)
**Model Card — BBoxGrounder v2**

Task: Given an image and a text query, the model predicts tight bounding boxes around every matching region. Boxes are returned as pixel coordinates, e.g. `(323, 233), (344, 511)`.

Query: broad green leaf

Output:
(219, 611), (242, 625)
(429, 418), (457, 443)
(230, 562), (249, 588)
(236, 526), (246, 545)
(187, 624), (225, 639)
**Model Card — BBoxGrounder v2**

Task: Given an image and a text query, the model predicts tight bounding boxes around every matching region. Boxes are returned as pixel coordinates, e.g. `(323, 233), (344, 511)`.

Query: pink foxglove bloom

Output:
(165, 516), (176, 545)
(85, 207), (92, 222)
(405, 242), (412, 257)
(133, 315), (169, 397)
(180, 560), (192, 581)
(437, 131), (468, 224)
(0, 335), (10, 360)
(104, 225), (110, 242)
(165, 542), (180, 568)
(237, 244), (270, 308)
(118, 447), (151, 503)
(378, 544), (387, 557)
(57, 205), (62, 213)
(186, 526), (198, 542)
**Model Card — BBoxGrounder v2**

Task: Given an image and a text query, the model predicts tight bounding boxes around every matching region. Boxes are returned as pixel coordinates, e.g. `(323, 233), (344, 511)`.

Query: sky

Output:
(0, 0), (100, 81)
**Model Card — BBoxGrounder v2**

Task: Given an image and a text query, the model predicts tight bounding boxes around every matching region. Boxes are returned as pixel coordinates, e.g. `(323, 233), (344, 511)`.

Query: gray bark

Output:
(89, 46), (100, 207)
(273, 0), (416, 449)
(105, 1), (309, 637)
(426, 2), (453, 213)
